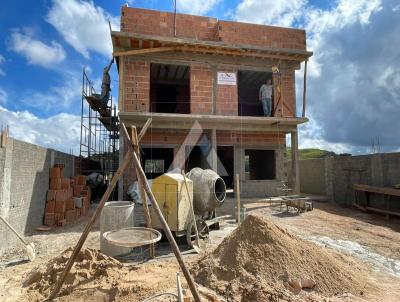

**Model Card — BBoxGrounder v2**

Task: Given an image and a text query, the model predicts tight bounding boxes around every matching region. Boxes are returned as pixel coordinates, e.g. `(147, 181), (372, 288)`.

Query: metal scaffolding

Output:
(79, 68), (119, 177)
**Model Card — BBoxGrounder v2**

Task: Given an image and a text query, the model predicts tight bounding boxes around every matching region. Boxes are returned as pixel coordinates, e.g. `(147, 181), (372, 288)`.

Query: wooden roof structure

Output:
(111, 31), (313, 62)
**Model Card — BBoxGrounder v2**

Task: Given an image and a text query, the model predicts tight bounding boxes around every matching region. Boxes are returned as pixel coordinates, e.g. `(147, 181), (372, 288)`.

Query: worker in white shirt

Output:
(259, 79), (273, 116)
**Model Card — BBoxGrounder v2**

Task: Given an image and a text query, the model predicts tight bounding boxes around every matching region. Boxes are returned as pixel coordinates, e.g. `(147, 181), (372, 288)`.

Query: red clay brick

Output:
(49, 167), (61, 179)
(45, 201), (55, 213)
(66, 199), (75, 211)
(46, 190), (57, 202)
(50, 178), (62, 190)
(44, 213), (55, 226)
(55, 200), (66, 213)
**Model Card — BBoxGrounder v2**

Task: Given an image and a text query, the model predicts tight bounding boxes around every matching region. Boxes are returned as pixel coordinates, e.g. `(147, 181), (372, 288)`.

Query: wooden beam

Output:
(354, 184), (400, 197)
(291, 131), (300, 194)
(48, 150), (134, 300)
(365, 206), (400, 217)
(113, 47), (176, 57)
(121, 124), (202, 302)
(302, 59), (308, 118)
(138, 118), (153, 141)
(236, 174), (241, 224)
(48, 121), (153, 301)
(112, 31), (313, 58)
(176, 46), (307, 62)
(129, 126), (155, 258)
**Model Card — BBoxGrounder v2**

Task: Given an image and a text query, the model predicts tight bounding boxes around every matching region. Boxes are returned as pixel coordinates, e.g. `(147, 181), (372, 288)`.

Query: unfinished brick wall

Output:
(120, 8), (306, 51)
(123, 58), (150, 112)
(190, 64), (213, 114)
(216, 70), (238, 116)
(121, 7), (218, 41)
(217, 131), (284, 145)
(217, 20), (306, 50)
(280, 71), (296, 117)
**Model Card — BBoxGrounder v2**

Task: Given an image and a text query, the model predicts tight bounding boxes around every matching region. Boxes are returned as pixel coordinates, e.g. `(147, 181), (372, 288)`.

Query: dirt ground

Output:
(1, 196), (400, 301)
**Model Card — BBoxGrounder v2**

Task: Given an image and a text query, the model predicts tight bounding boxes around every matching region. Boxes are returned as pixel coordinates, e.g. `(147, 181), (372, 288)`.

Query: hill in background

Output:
(287, 148), (337, 160)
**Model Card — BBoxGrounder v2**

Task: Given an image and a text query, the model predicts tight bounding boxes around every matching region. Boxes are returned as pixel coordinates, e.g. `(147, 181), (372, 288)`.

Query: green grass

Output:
(287, 148), (336, 160)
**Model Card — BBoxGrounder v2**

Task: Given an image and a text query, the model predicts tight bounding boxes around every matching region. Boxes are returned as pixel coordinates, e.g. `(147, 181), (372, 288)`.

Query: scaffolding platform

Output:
(85, 95), (112, 117)
(99, 116), (119, 132)
(79, 68), (119, 181)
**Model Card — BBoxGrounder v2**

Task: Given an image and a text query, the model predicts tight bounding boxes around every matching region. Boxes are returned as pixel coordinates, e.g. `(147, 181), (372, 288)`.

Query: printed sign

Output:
(217, 72), (237, 85)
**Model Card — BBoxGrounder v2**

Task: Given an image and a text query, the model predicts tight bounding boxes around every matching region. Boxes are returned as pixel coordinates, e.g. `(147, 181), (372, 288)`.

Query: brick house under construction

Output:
(111, 7), (312, 198)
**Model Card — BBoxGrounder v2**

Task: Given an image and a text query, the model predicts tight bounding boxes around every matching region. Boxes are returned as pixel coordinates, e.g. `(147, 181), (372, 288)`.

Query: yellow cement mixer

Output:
(150, 168), (226, 246)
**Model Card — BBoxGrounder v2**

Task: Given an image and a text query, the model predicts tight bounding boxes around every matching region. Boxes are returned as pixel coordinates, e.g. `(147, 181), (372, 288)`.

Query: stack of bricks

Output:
(72, 175), (91, 216)
(44, 165), (91, 227)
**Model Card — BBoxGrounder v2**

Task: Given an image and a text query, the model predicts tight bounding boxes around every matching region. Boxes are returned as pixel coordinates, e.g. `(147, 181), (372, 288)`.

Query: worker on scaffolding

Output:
(97, 58), (114, 106)
(259, 78), (273, 116)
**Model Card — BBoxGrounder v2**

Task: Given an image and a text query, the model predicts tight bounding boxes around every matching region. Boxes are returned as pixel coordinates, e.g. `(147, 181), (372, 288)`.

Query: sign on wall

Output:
(217, 72), (237, 85)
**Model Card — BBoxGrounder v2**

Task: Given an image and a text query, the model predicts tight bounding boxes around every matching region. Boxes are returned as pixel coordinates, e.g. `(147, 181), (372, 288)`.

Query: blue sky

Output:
(0, 0), (399, 155)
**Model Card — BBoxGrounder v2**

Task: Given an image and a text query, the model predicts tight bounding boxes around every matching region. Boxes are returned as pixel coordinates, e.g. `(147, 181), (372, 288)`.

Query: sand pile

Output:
(191, 214), (370, 301)
(23, 247), (123, 296)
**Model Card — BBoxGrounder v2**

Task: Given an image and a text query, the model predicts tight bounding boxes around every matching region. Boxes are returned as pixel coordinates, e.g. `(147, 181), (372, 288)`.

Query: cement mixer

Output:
(186, 167), (226, 218)
(150, 168), (226, 248)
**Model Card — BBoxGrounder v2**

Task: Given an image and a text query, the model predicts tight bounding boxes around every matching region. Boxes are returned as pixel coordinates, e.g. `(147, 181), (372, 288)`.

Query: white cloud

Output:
(234, 0), (382, 77)
(18, 69), (82, 112)
(177, 0), (221, 15)
(235, 0), (306, 27)
(0, 55), (5, 76)
(46, 0), (119, 59)
(297, 120), (353, 154)
(303, 0), (382, 77)
(9, 28), (66, 68)
(0, 105), (80, 154)
(234, 0), (395, 153)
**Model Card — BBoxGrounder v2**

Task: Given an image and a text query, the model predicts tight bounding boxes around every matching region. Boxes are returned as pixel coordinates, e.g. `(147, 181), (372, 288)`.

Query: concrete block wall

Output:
(234, 145), (286, 197)
(297, 153), (400, 211)
(297, 158), (326, 195)
(0, 138), (77, 255)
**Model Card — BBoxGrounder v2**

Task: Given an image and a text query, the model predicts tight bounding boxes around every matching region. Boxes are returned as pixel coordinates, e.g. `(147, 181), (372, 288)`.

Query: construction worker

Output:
(259, 78), (273, 116)
(99, 58), (114, 106)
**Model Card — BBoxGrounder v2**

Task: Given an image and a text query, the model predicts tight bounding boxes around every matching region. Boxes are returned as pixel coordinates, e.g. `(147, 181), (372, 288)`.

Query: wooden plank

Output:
(48, 150), (134, 300)
(48, 121), (153, 301)
(138, 118), (153, 141)
(113, 47), (175, 57)
(302, 59), (308, 117)
(365, 206), (400, 217)
(236, 174), (241, 224)
(354, 184), (400, 197)
(111, 31), (313, 58)
(176, 46), (306, 62)
(128, 126), (155, 258)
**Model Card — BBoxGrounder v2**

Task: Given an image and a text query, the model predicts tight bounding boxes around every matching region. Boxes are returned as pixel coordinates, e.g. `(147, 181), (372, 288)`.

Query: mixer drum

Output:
(186, 168), (226, 215)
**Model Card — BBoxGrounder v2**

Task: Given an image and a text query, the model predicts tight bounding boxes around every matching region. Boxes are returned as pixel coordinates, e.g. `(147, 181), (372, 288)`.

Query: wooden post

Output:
(211, 129), (217, 172)
(128, 126), (155, 258)
(302, 59), (308, 118)
(121, 124), (202, 302)
(236, 174), (241, 224)
(291, 131), (300, 194)
(48, 120), (152, 301)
